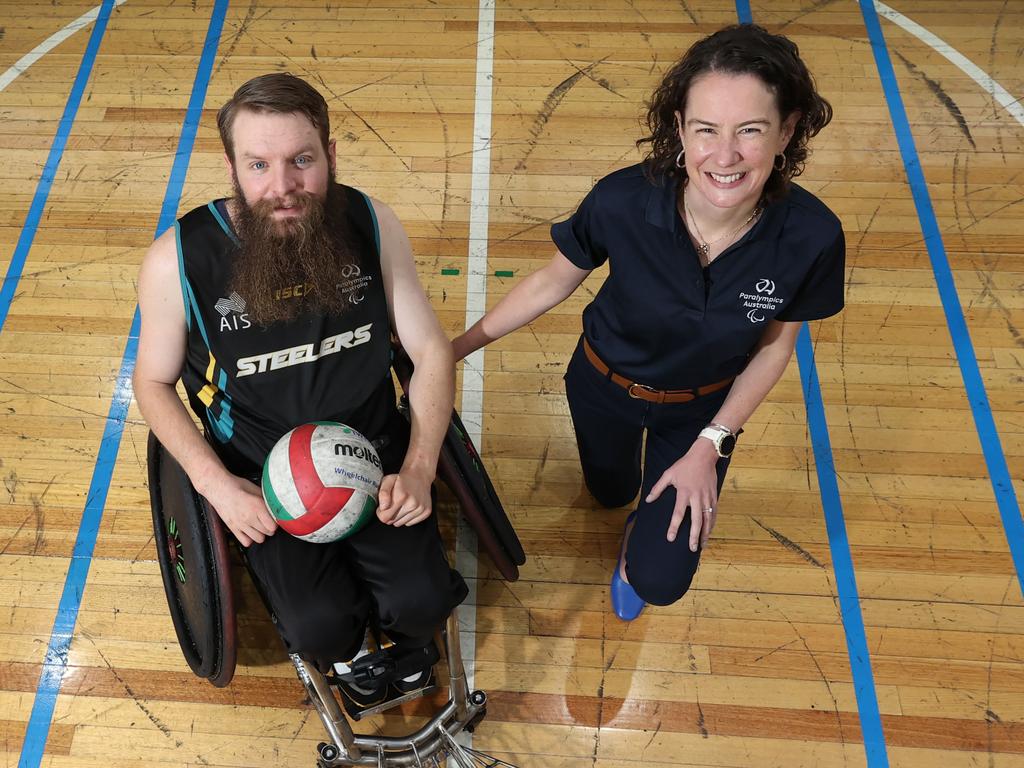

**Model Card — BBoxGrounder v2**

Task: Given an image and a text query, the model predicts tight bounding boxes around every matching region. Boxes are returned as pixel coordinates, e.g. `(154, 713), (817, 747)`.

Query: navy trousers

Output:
(564, 337), (734, 606)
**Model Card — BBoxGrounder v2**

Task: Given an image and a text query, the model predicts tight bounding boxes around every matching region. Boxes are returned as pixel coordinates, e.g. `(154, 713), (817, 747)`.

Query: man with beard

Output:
(133, 73), (467, 707)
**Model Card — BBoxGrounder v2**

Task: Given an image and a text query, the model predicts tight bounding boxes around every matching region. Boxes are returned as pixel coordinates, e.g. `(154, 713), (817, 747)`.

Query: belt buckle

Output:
(627, 382), (656, 399)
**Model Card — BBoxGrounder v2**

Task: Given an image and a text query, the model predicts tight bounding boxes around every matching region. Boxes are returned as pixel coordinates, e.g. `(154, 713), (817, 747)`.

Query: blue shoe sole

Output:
(611, 513), (645, 621)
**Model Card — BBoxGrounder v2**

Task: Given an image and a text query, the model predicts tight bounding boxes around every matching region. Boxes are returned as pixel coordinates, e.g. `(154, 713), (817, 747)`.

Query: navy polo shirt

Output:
(551, 164), (845, 390)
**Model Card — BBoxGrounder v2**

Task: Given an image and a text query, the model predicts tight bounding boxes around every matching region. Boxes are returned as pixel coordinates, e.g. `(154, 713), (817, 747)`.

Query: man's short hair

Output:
(217, 73), (331, 162)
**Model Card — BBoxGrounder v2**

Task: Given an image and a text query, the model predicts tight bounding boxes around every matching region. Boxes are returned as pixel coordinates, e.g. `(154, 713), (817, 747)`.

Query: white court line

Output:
(0, 0), (128, 93)
(456, 0), (495, 703)
(875, 0), (1024, 128)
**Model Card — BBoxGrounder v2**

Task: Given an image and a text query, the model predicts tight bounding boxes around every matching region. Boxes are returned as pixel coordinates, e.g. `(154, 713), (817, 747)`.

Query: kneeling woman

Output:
(453, 24), (845, 620)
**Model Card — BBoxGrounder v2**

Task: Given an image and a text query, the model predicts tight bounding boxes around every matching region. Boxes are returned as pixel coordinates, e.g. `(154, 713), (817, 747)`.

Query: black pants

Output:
(564, 337), (733, 606)
(237, 412), (467, 671)
(244, 509), (467, 671)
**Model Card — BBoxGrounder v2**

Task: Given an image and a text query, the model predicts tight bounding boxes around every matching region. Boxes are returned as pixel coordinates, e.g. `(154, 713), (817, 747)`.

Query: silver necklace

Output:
(684, 202), (761, 259)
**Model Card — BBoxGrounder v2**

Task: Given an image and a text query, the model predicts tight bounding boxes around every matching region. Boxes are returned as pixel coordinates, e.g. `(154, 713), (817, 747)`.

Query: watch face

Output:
(720, 434), (737, 456)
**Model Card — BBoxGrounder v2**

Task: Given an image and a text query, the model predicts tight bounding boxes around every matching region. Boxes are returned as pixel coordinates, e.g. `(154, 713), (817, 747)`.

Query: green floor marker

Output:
(494, 270), (514, 277)
(441, 268), (460, 275)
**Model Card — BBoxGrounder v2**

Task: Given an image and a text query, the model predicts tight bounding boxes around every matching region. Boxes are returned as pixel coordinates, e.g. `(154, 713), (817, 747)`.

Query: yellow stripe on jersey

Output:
(197, 352), (220, 407)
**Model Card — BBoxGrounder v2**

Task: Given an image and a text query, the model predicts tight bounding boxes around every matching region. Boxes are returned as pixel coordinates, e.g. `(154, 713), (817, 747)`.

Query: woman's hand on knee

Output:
(646, 441), (720, 551)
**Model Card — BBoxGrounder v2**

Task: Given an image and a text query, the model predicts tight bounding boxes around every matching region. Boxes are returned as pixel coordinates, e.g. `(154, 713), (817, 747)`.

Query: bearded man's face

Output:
(225, 109), (354, 324)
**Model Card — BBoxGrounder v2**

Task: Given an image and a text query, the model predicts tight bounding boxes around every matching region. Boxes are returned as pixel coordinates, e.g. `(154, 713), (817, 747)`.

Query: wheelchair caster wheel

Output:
(465, 707), (487, 733)
(318, 742), (339, 762)
(470, 689), (487, 707)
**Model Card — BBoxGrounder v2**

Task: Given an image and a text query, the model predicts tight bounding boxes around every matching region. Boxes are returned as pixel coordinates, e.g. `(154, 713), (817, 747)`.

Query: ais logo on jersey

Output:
(215, 291), (252, 332)
(236, 323), (373, 377)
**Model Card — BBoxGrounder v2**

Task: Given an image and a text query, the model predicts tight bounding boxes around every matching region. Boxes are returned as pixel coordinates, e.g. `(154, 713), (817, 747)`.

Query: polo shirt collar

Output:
(645, 173), (793, 243)
(644, 173), (682, 233)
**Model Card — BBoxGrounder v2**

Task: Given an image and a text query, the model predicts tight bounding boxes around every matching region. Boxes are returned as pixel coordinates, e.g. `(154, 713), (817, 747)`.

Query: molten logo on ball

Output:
(262, 422), (384, 543)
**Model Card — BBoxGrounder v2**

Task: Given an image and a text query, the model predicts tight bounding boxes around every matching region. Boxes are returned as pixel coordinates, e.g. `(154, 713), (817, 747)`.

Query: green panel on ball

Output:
(261, 466), (295, 521)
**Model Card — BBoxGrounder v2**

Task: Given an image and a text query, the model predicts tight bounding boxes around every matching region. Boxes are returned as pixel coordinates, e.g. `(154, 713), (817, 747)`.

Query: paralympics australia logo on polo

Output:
(738, 278), (784, 323)
(235, 322), (374, 377)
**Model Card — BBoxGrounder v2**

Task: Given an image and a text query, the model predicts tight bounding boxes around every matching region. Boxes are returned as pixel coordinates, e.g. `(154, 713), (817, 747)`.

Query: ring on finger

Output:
(703, 506), (714, 514)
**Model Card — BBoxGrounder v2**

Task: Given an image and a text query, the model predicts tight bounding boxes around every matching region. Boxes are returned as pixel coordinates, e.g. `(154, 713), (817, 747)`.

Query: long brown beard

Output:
(229, 178), (356, 325)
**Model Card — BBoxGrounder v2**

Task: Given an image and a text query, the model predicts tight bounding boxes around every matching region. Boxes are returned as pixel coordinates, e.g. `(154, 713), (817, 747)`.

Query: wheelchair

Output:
(147, 363), (524, 767)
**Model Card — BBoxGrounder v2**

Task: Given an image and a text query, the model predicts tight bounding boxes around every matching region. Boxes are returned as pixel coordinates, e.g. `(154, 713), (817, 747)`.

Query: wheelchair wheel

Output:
(148, 432), (236, 687)
(437, 434), (522, 581)
(442, 409), (526, 568)
(392, 347), (526, 581)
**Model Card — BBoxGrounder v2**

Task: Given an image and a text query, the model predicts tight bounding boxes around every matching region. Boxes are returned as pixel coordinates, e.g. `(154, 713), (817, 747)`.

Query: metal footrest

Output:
(291, 608), (518, 767)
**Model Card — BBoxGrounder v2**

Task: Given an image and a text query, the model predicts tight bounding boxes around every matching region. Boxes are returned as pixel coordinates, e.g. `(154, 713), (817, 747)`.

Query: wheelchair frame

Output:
(292, 610), (488, 767)
(147, 354), (523, 766)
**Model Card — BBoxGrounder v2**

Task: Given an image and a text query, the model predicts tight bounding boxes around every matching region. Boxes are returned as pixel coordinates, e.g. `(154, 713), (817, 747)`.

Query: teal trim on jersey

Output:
(207, 410), (230, 442)
(177, 238), (211, 350)
(359, 191), (381, 257)
(206, 368), (235, 443)
(179, 215), (232, 443)
(206, 200), (239, 245)
(184, 281), (210, 348)
(174, 221), (191, 331)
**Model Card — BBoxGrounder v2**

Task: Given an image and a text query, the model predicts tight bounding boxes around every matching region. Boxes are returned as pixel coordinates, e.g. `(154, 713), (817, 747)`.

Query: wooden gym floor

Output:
(1, 1), (1022, 766)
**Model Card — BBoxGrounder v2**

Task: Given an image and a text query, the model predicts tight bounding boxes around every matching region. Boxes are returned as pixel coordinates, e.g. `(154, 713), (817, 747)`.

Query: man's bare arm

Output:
(133, 228), (277, 546)
(372, 199), (455, 526)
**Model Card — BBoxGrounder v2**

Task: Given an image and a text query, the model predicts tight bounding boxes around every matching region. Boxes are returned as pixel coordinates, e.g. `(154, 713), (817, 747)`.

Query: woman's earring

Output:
(675, 148), (685, 169)
(774, 153), (787, 172)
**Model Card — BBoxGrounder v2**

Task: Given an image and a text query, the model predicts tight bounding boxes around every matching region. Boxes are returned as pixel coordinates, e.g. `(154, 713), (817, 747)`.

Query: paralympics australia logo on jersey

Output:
(215, 291), (252, 331)
(337, 264), (373, 305)
(235, 322), (374, 377)
(738, 278), (784, 323)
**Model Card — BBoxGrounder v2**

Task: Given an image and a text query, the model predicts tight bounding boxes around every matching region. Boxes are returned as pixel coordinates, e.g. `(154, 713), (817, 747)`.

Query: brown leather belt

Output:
(582, 337), (735, 404)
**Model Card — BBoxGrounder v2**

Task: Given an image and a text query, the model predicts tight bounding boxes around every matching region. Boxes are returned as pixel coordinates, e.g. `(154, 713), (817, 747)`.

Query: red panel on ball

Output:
(284, 423), (357, 535)
(288, 424), (328, 506)
(277, 486), (356, 536)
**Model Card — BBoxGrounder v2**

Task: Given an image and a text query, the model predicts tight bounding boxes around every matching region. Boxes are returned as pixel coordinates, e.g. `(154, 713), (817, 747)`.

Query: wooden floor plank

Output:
(2, 0), (1023, 766)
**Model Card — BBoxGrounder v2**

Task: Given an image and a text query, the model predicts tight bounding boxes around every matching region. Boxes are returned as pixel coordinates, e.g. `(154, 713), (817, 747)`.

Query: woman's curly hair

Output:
(638, 24), (832, 203)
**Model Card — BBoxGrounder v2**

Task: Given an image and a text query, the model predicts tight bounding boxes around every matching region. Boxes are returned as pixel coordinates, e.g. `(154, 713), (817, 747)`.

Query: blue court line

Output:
(858, 0), (1024, 596)
(0, 0), (116, 334)
(796, 326), (890, 766)
(736, 2), (890, 764)
(736, 0), (753, 24)
(16, 1), (229, 765)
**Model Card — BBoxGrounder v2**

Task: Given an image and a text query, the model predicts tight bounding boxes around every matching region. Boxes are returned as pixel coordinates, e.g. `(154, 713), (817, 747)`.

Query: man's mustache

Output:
(247, 193), (315, 218)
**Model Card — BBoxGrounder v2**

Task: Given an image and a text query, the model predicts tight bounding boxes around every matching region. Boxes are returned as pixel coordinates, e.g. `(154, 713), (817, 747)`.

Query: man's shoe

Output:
(391, 640), (439, 695)
(392, 665), (435, 695)
(611, 512), (645, 621)
(336, 676), (388, 709)
(333, 640), (388, 709)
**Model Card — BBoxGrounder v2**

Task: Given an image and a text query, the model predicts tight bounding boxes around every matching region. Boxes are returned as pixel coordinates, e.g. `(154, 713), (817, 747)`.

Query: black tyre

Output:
(148, 432), (236, 687)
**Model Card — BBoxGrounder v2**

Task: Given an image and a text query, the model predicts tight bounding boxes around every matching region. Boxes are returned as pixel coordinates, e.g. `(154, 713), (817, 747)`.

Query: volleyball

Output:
(261, 422), (383, 543)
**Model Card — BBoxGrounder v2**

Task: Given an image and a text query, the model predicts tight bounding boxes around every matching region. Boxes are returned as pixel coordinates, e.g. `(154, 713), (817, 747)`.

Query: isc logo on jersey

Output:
(235, 322), (373, 377)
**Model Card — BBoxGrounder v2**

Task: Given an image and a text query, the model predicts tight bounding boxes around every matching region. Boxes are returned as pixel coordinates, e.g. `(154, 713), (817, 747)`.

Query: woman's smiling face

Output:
(676, 71), (798, 212)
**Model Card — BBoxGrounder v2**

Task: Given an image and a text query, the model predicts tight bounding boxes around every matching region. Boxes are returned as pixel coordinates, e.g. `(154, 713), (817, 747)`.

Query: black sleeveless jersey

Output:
(175, 185), (401, 478)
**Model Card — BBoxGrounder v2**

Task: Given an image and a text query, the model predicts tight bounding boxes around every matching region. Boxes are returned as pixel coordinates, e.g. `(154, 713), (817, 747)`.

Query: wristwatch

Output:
(698, 423), (741, 458)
